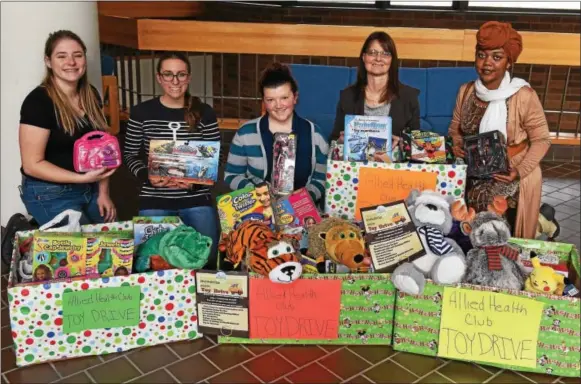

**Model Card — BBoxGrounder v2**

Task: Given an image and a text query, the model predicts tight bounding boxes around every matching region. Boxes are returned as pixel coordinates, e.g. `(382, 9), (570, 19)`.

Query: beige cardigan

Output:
(449, 83), (551, 239)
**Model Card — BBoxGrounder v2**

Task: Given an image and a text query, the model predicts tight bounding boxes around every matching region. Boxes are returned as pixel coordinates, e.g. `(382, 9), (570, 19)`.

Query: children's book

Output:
(148, 140), (220, 185)
(343, 115), (392, 162)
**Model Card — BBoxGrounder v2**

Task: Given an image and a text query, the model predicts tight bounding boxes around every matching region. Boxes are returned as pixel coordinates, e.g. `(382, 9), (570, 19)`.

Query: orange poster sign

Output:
(355, 168), (438, 220)
(249, 278), (342, 339)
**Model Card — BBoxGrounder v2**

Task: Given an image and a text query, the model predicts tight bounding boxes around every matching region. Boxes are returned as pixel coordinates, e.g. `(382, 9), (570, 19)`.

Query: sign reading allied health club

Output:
(63, 286), (141, 333)
(438, 287), (544, 368)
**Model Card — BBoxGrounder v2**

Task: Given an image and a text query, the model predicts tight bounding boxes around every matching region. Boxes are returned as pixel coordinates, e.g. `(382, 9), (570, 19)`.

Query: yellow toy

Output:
(525, 252), (566, 295)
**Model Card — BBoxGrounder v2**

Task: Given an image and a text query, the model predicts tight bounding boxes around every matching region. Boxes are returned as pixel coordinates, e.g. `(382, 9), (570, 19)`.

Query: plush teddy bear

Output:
(307, 217), (370, 273)
(462, 211), (526, 290)
(391, 189), (467, 295)
(219, 220), (303, 284)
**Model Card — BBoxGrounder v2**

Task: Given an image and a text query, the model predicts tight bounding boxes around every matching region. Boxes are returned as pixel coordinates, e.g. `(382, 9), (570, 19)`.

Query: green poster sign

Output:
(63, 286), (141, 333)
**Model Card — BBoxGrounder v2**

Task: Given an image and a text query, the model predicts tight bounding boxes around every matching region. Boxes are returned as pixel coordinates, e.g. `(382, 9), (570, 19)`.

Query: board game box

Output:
(148, 140), (220, 185)
(343, 115), (392, 162)
(397, 129), (454, 164)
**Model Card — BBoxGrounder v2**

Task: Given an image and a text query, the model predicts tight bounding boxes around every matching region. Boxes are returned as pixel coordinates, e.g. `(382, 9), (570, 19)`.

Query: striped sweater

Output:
(124, 97), (220, 210)
(224, 114), (329, 202)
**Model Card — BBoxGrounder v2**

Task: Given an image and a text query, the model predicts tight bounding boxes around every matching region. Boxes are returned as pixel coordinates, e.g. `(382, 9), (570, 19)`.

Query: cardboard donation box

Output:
(7, 230), (202, 367)
(219, 274), (396, 345)
(326, 143), (467, 221)
(393, 239), (581, 378)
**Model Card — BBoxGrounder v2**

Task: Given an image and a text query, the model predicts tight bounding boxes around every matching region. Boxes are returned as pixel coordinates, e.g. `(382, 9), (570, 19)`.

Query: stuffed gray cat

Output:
(463, 211), (526, 290)
(392, 189), (467, 295)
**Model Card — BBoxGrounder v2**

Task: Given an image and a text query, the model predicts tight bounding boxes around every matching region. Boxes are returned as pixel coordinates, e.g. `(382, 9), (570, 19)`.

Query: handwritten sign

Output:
(355, 168), (437, 220)
(249, 278), (342, 339)
(438, 287), (543, 368)
(63, 286), (141, 333)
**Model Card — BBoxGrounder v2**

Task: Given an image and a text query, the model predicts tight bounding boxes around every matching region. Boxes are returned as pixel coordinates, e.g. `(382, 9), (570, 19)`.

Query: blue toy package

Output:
(343, 115), (392, 162)
(132, 216), (184, 247)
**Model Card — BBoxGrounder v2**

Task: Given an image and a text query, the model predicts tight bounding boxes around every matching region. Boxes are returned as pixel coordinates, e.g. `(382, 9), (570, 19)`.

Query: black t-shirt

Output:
(19, 86), (101, 179)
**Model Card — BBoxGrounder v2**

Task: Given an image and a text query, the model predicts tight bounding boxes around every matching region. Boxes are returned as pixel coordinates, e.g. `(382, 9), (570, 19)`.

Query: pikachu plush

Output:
(525, 251), (566, 295)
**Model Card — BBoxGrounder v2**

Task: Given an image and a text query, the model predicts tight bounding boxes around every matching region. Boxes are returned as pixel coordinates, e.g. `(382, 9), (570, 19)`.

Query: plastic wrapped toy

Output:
(272, 133), (296, 196)
(463, 130), (509, 178)
(73, 131), (121, 173)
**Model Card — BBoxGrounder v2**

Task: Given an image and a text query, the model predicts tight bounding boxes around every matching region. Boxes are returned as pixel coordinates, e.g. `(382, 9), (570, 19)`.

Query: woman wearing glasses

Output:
(124, 51), (220, 268)
(331, 31), (421, 151)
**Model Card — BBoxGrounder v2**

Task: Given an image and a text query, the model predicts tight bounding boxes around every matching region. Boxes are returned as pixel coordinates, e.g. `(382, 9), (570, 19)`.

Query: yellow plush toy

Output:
(525, 252), (566, 295)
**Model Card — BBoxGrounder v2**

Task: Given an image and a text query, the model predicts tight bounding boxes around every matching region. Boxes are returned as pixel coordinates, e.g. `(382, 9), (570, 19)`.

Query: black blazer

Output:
(331, 82), (421, 142)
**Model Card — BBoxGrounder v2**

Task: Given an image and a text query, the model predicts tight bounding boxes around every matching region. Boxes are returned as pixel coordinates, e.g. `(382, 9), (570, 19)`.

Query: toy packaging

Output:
(148, 140), (220, 186)
(133, 216), (184, 247)
(396, 129), (454, 164)
(32, 232), (87, 282)
(73, 131), (122, 173)
(343, 115), (392, 162)
(85, 233), (134, 277)
(272, 133), (296, 196)
(217, 184), (275, 235)
(463, 130), (509, 178)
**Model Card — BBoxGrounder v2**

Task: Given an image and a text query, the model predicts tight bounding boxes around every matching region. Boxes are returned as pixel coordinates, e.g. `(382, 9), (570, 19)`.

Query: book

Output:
(343, 115), (392, 162)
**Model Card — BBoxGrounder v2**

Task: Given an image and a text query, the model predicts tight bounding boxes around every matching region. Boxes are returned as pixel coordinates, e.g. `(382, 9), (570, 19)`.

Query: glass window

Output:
(468, 1), (580, 10)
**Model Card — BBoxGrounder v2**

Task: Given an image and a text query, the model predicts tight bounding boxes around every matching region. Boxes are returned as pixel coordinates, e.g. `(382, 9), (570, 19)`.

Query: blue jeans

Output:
(20, 176), (103, 227)
(138, 206), (220, 270)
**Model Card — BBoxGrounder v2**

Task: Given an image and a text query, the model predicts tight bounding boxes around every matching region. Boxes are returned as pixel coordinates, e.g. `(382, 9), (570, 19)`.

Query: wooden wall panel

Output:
(97, 1), (204, 18)
(136, 20), (466, 61)
(98, 15), (139, 48)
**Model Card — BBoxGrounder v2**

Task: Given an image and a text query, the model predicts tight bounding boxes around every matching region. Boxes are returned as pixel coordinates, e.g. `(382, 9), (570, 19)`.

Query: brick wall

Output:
(201, 2), (580, 139)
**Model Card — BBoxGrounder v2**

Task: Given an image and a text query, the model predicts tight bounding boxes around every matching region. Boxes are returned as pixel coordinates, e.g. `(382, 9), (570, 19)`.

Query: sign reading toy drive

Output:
(63, 286), (141, 333)
(250, 278), (342, 339)
(355, 168), (437, 221)
(438, 287), (544, 369)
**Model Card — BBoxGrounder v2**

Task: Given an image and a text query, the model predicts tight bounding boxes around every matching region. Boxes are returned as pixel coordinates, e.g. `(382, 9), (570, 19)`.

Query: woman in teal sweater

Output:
(224, 63), (328, 204)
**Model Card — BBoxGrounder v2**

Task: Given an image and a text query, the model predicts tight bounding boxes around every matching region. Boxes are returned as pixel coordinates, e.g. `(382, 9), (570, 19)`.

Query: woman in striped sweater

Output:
(124, 52), (221, 268)
(224, 63), (329, 204)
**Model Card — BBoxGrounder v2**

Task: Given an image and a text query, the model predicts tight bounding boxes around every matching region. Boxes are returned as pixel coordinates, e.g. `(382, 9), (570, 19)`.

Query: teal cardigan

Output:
(224, 115), (329, 202)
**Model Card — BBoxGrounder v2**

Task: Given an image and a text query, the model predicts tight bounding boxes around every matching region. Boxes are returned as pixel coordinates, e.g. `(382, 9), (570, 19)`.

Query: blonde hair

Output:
(42, 30), (108, 135)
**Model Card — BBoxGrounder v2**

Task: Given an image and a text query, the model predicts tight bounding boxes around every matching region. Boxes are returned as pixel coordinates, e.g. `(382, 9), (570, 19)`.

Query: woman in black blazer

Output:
(331, 31), (421, 148)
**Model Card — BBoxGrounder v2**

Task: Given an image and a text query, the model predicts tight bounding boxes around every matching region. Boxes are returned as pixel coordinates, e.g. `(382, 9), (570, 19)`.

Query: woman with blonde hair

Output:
(19, 30), (117, 226)
(449, 21), (551, 239)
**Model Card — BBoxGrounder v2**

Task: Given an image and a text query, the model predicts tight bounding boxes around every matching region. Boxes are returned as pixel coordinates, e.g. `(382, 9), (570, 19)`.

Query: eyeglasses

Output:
(365, 49), (392, 59)
(159, 71), (189, 82)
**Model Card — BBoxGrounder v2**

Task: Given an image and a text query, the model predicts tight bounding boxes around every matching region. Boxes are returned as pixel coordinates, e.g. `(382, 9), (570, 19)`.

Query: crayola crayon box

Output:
(217, 184), (275, 235)
(85, 233), (134, 277)
(32, 232), (87, 282)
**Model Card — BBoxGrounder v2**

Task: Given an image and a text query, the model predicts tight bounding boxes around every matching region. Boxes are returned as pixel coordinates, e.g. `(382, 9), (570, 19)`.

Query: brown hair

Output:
(42, 30), (108, 135)
(356, 31), (400, 104)
(258, 62), (298, 98)
(156, 52), (202, 132)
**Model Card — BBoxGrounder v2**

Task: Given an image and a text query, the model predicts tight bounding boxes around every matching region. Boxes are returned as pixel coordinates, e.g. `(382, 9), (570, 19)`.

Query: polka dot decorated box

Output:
(393, 239), (581, 378)
(7, 231), (201, 367)
(325, 144), (467, 221)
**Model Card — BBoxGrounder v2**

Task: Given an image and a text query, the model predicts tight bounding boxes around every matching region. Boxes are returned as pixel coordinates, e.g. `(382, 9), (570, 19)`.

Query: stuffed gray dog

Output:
(391, 189), (467, 295)
(462, 211), (526, 290)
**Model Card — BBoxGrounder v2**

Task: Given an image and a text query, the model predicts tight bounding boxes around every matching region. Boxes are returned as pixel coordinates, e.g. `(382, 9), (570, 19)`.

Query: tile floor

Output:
(1, 162), (579, 384)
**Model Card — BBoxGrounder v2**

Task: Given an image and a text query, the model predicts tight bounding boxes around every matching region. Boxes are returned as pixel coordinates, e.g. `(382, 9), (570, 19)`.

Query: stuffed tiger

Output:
(218, 221), (303, 283)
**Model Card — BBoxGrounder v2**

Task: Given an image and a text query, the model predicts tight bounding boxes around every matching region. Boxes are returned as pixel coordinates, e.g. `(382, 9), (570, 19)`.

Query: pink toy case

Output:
(73, 131), (121, 173)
